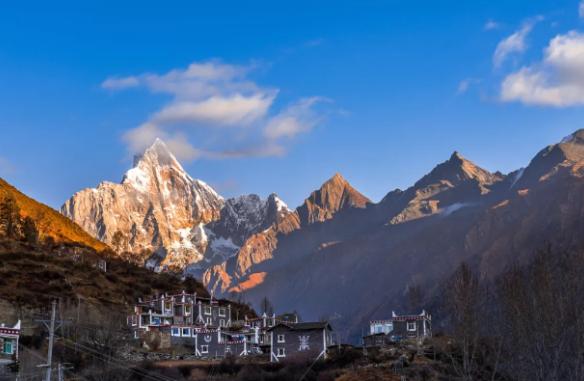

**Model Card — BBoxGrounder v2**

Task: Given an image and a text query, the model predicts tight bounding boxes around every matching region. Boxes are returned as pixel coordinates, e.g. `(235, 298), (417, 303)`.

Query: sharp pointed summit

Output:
(298, 173), (370, 225)
(132, 138), (184, 171)
(415, 151), (498, 189)
(62, 138), (224, 269)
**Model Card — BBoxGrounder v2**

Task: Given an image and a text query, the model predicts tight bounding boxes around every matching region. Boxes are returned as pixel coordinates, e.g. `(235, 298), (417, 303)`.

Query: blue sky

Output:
(2, 0), (584, 209)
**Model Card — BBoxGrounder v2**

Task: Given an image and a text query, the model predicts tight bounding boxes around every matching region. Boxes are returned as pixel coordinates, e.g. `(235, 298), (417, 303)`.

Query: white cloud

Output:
(152, 93), (275, 127)
(264, 97), (325, 140)
(501, 31), (584, 106)
(493, 17), (542, 68)
(102, 76), (140, 90)
(109, 60), (326, 160)
(484, 20), (500, 31)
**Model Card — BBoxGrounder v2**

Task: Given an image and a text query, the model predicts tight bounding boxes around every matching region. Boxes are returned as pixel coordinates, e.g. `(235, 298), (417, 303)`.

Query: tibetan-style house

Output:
(364, 310), (432, 348)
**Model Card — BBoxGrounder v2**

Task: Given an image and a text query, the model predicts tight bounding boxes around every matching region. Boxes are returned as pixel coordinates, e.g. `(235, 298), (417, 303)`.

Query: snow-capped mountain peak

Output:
(62, 138), (224, 270)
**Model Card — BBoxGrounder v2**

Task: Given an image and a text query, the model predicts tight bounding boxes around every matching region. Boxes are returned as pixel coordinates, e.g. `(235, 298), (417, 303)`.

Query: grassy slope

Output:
(0, 178), (256, 319)
(0, 177), (107, 251)
(0, 239), (210, 309)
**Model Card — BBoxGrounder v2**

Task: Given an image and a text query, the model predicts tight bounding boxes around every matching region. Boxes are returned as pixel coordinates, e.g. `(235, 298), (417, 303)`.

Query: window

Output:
(182, 328), (191, 337)
(204, 306), (212, 315)
(225, 346), (232, 354)
(219, 319), (226, 327)
(219, 307), (226, 317)
(201, 345), (209, 354)
(407, 322), (417, 331)
(185, 305), (191, 315)
(165, 302), (172, 311)
(206, 317), (212, 325)
(277, 334), (285, 343)
(277, 348), (286, 357)
(171, 328), (180, 336)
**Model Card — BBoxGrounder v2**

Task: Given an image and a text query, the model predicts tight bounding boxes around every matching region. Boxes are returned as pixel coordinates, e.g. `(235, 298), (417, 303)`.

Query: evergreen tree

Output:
(0, 196), (21, 238)
(22, 216), (38, 244)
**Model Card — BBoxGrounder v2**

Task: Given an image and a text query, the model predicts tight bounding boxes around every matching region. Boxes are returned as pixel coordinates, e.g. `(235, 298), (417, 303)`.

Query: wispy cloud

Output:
(104, 60), (328, 160)
(457, 78), (481, 94)
(264, 97), (327, 139)
(501, 31), (584, 106)
(493, 17), (543, 68)
(484, 20), (500, 31)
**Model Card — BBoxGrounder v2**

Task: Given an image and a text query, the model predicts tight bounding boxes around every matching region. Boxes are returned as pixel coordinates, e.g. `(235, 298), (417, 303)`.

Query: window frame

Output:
(171, 327), (180, 337)
(181, 328), (191, 337)
(407, 321), (417, 332)
(277, 347), (286, 357)
(204, 306), (212, 315)
(219, 307), (226, 317)
(201, 345), (209, 354)
(277, 334), (285, 343)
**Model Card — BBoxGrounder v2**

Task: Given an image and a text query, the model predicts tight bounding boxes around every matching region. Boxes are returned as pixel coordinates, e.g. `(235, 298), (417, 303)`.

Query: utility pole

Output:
(45, 300), (57, 381)
(37, 300), (66, 381)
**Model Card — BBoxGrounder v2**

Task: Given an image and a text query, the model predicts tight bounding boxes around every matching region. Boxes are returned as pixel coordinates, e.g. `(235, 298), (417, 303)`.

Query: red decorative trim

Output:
(0, 328), (20, 337)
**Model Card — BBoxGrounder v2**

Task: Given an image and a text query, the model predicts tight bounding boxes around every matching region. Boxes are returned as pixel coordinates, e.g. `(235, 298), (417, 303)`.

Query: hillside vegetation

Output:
(0, 177), (107, 251)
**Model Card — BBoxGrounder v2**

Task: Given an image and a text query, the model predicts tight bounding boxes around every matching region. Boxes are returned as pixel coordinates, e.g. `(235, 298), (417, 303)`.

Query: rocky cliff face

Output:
(62, 139), (224, 269)
(203, 173), (371, 293)
(297, 173), (370, 225)
(62, 139), (293, 272)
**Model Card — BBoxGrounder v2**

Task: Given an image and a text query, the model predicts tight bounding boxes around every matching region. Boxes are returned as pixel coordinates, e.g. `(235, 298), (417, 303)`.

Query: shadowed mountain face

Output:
(62, 130), (584, 342)
(213, 130), (584, 341)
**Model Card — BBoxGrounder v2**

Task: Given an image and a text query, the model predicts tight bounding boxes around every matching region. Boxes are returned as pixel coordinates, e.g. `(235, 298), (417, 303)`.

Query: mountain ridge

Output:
(59, 130), (584, 342)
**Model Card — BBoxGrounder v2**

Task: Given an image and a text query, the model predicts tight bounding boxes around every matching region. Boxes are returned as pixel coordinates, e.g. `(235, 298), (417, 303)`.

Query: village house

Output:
(0, 320), (20, 377)
(127, 291), (233, 339)
(268, 321), (334, 363)
(128, 295), (335, 362)
(0, 321), (20, 361)
(364, 310), (432, 348)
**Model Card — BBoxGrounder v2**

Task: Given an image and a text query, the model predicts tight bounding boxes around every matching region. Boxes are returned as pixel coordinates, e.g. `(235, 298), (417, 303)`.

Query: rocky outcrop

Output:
(61, 139), (224, 269)
(188, 193), (293, 273)
(203, 173), (369, 293)
(297, 173), (370, 225)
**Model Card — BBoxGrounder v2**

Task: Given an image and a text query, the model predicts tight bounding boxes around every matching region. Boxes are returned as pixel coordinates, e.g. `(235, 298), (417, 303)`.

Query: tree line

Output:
(441, 247), (584, 381)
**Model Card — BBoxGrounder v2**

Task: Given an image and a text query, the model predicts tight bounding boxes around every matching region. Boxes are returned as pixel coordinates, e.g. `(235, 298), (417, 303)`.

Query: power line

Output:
(56, 336), (176, 381)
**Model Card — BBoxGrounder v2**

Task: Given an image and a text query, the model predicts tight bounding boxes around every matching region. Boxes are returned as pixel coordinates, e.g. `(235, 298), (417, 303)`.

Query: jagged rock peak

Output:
(561, 129), (584, 145)
(298, 173), (370, 224)
(267, 193), (291, 213)
(556, 129), (584, 162)
(317, 173), (370, 206)
(131, 138), (185, 172)
(416, 151), (497, 188)
(61, 137), (224, 270)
